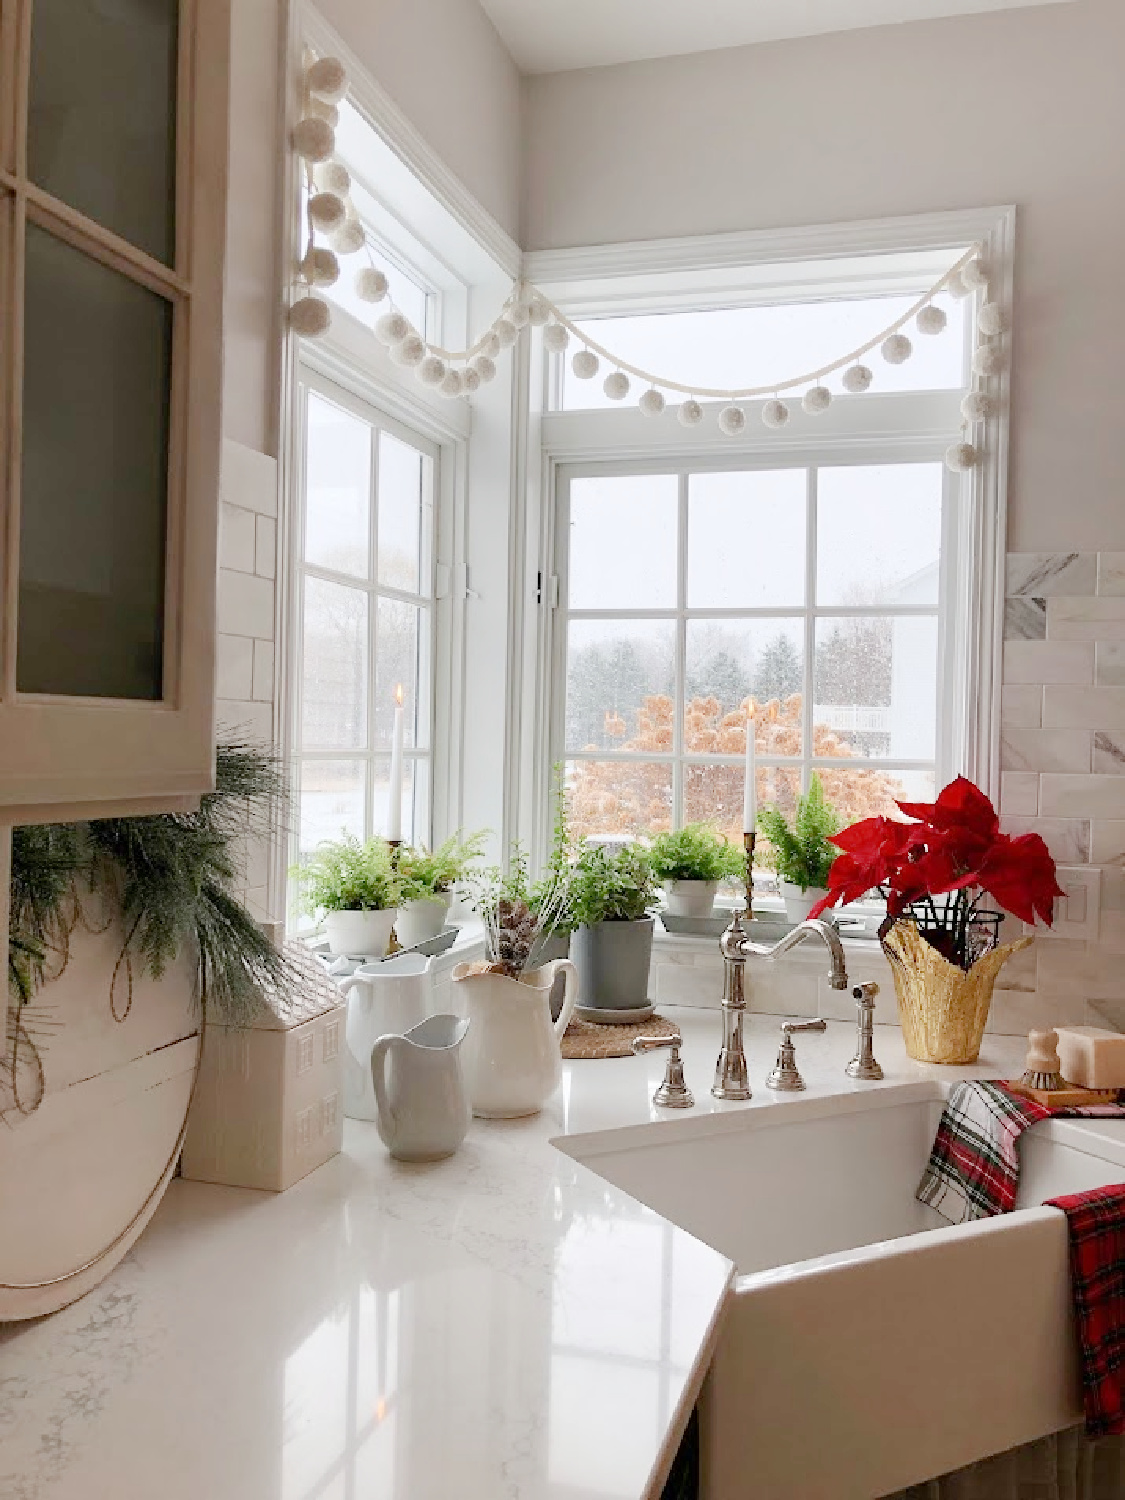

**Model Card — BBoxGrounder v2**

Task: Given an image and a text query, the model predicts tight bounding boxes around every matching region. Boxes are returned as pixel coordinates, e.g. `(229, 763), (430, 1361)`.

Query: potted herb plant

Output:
(757, 773), (840, 925)
(296, 834), (401, 957)
(649, 821), (745, 918)
(396, 830), (485, 948)
(569, 841), (658, 1015)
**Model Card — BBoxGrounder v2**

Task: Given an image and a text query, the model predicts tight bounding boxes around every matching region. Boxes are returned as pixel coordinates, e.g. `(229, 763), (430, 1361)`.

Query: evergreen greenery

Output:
(295, 835), (401, 916)
(649, 822), (745, 884)
(530, 768), (577, 934)
(757, 774), (841, 892)
(397, 831), (486, 902)
(570, 841), (657, 927)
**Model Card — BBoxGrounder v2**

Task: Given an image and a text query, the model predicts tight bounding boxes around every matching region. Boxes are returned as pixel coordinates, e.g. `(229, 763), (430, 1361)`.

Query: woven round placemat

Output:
(561, 1013), (681, 1060)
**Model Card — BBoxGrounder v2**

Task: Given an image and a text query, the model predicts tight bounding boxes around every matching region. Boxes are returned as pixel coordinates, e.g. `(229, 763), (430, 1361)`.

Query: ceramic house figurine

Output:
(182, 944), (345, 1191)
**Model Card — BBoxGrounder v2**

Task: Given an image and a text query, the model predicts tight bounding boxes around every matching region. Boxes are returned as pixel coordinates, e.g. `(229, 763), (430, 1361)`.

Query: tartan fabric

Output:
(1045, 1185), (1125, 1438)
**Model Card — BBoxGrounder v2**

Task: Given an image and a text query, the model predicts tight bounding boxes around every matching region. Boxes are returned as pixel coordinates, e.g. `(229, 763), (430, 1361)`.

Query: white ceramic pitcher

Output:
(371, 1014), (472, 1161)
(339, 953), (433, 1120)
(452, 959), (579, 1118)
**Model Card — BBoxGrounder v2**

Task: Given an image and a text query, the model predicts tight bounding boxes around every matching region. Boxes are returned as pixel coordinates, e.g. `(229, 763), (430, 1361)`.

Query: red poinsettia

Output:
(809, 777), (1064, 962)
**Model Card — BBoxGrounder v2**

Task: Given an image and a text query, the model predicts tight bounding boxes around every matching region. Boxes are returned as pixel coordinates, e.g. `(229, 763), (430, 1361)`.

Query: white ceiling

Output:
(480, 0), (1074, 74)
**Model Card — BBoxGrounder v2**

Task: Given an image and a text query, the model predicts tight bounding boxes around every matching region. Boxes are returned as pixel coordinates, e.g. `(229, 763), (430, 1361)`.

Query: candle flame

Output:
(395, 683), (403, 706)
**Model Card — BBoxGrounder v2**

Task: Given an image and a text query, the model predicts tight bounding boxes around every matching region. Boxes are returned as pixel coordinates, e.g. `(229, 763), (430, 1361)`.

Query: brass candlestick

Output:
(743, 830), (756, 922)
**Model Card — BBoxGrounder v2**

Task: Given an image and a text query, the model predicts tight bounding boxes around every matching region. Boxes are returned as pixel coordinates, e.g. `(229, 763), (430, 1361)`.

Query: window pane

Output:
(686, 620), (804, 754)
(567, 619), (675, 752)
(567, 761), (672, 841)
(28, 0), (177, 264)
(374, 598), (428, 749)
(18, 224), (170, 698)
(378, 431), (429, 594)
(299, 760), (366, 856)
(301, 576), (368, 750)
(559, 292), (966, 410)
(817, 465), (942, 607)
(372, 756), (420, 845)
(685, 764), (801, 846)
(813, 765), (935, 827)
(688, 471), (806, 609)
(568, 475), (677, 610)
(304, 393), (371, 578)
(814, 615), (938, 760)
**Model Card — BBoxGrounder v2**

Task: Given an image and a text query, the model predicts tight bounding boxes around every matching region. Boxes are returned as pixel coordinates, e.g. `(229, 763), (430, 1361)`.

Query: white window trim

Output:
(521, 206), (1015, 868)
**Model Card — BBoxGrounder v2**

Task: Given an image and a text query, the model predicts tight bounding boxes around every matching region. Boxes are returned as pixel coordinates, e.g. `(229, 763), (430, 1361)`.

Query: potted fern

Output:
(396, 831), (485, 948)
(296, 835), (401, 956)
(570, 841), (658, 1015)
(757, 774), (840, 925)
(649, 822), (746, 918)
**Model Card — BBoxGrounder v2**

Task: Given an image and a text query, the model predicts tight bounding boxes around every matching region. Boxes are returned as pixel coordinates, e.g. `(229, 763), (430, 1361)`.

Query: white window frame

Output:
(521, 206), (1015, 867)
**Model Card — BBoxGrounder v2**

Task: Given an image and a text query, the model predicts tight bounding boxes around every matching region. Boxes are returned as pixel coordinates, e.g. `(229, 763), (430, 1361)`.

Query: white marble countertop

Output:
(0, 1010), (1031, 1500)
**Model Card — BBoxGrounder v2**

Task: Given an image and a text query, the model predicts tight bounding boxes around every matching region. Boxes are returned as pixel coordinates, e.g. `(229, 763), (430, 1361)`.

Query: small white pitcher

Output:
(339, 953), (433, 1120)
(452, 959), (579, 1118)
(371, 1014), (472, 1161)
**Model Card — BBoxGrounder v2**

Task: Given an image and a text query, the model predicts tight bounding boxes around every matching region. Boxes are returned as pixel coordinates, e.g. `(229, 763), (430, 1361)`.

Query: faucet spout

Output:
(739, 917), (850, 991)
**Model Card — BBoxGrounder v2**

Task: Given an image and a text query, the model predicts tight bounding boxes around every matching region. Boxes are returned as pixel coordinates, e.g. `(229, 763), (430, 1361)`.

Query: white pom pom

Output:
(543, 323), (570, 354)
(418, 355), (446, 385)
(292, 116), (335, 163)
(961, 257), (988, 290)
(308, 191), (347, 233)
(330, 216), (365, 255)
(916, 305), (947, 336)
(471, 354), (497, 384)
(843, 363), (873, 394)
(315, 160), (350, 196)
(306, 56), (348, 104)
(718, 404), (746, 436)
(961, 390), (993, 423)
(947, 272), (972, 300)
(977, 302), (1006, 337)
(761, 398), (790, 429)
(298, 246), (339, 286)
(392, 333), (426, 367)
(572, 349), (599, 380)
(290, 295), (331, 336)
(802, 385), (832, 414)
(374, 312), (410, 345)
(480, 331), (501, 360)
(307, 96), (339, 127)
(678, 399), (704, 427)
(945, 441), (978, 473)
(639, 388), (665, 416)
(462, 366), (481, 393)
(603, 370), (630, 401)
(355, 267), (388, 303)
(494, 318), (518, 349)
(508, 302), (530, 329)
(881, 333), (913, 365)
(527, 299), (550, 327)
(972, 343), (1004, 377)
(440, 369), (465, 398)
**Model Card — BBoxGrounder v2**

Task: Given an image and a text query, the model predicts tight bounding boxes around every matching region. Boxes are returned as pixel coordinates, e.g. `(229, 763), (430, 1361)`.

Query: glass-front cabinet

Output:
(0, 0), (229, 816)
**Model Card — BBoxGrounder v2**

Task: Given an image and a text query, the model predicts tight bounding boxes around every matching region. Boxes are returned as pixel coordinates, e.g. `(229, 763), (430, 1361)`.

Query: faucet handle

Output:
(766, 1017), (826, 1091)
(633, 1033), (694, 1109)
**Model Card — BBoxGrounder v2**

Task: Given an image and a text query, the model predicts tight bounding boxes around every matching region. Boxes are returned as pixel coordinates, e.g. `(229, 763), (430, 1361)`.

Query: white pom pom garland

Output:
(307, 96), (339, 126)
(961, 391), (993, 423)
(603, 371), (630, 401)
(374, 312), (410, 345)
(527, 299), (550, 328)
(494, 318), (518, 349)
(392, 334), (426, 368)
(977, 302), (1006, 337)
(639, 388), (666, 416)
(418, 355), (446, 385)
(355, 267), (388, 303)
(508, 302), (530, 330)
(314, 160), (350, 196)
(330, 217), (365, 255)
(572, 349), (599, 380)
(543, 323), (570, 354)
(308, 191), (347, 233)
(881, 333), (913, 365)
(678, 399), (704, 427)
(461, 366), (481, 393)
(961, 257), (988, 290)
(761, 399), (790, 429)
(944, 441), (978, 473)
(843, 363), (873, 394)
(947, 272), (972, 300)
(972, 343), (1004, 377)
(471, 354), (497, 384)
(306, 55), (348, 103)
(803, 385), (832, 414)
(292, 116), (335, 163)
(718, 404), (746, 436)
(290, 295), (331, 336)
(480, 331), (501, 360)
(440, 369), (465, 398)
(916, 305), (947, 336)
(299, 247), (339, 286)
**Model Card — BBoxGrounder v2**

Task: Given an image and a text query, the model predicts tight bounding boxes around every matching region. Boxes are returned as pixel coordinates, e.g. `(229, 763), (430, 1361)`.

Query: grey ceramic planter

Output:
(571, 916), (654, 1012)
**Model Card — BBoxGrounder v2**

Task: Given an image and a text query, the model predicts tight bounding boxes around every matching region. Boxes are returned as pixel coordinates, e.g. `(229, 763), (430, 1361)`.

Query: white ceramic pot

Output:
(370, 1013), (471, 1161)
(452, 959), (579, 1118)
(338, 953), (433, 1120)
(663, 879), (719, 918)
(780, 881), (828, 925)
(395, 893), (451, 949)
(323, 907), (397, 958)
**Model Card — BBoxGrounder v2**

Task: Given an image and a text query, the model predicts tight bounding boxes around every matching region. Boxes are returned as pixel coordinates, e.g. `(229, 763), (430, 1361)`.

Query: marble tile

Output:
(1000, 816), (1090, 864)
(1001, 684), (1042, 728)
(1004, 597), (1046, 640)
(1043, 685), (1125, 729)
(220, 435), (278, 516)
(1087, 998), (1125, 1033)
(1097, 553), (1125, 597)
(988, 987), (1087, 1035)
(220, 503), (257, 574)
(1040, 774), (1125, 819)
(1003, 641), (1094, 685)
(1047, 596), (1125, 641)
(1096, 643), (1125, 686)
(217, 571), (274, 639)
(1000, 771), (1039, 815)
(252, 640), (274, 703)
(215, 698), (274, 743)
(1090, 820), (1125, 864)
(1006, 552), (1097, 598)
(215, 632), (253, 701)
(1000, 729), (1091, 773)
(1037, 940), (1125, 1001)
(1094, 732), (1125, 774)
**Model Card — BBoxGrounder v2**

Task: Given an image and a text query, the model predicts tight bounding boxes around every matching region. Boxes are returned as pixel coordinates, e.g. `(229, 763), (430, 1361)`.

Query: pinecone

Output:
(493, 897), (538, 977)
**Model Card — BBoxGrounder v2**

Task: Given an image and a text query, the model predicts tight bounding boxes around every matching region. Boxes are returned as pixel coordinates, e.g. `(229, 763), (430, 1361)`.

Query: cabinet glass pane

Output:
(28, 0), (178, 264)
(18, 223), (171, 699)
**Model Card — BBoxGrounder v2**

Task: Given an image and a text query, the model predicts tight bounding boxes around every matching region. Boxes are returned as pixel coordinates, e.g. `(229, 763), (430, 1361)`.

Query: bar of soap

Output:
(1055, 1026), (1125, 1090)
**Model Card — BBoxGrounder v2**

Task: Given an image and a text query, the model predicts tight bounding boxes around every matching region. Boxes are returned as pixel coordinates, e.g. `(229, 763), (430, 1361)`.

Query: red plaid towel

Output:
(1045, 1185), (1125, 1438)
(917, 1081), (1124, 1224)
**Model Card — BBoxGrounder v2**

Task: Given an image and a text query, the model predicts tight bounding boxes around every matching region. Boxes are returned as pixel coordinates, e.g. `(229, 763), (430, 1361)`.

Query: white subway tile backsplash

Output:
(1003, 641), (1094, 685)
(1004, 597), (1046, 641)
(1043, 685), (1125, 729)
(1040, 774), (1125, 820)
(1001, 685), (1042, 728)
(1006, 553), (1097, 597)
(220, 503), (256, 574)
(215, 633), (253, 702)
(1096, 643), (1125, 686)
(1090, 821), (1125, 864)
(252, 640), (274, 703)
(215, 698), (274, 745)
(1000, 772), (1039, 816)
(1000, 729), (1091, 773)
(1098, 553), (1125, 596)
(220, 437), (278, 517)
(1036, 940), (1125, 1002)
(255, 515), (277, 580)
(218, 571), (274, 639)
(1093, 733), (1125, 775)
(1047, 596), (1125, 641)
(987, 986), (1088, 1036)
(1001, 817), (1090, 864)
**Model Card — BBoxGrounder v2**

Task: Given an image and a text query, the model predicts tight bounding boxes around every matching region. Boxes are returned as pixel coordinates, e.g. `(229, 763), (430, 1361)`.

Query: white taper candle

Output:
(743, 708), (757, 834)
(388, 684), (404, 841)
